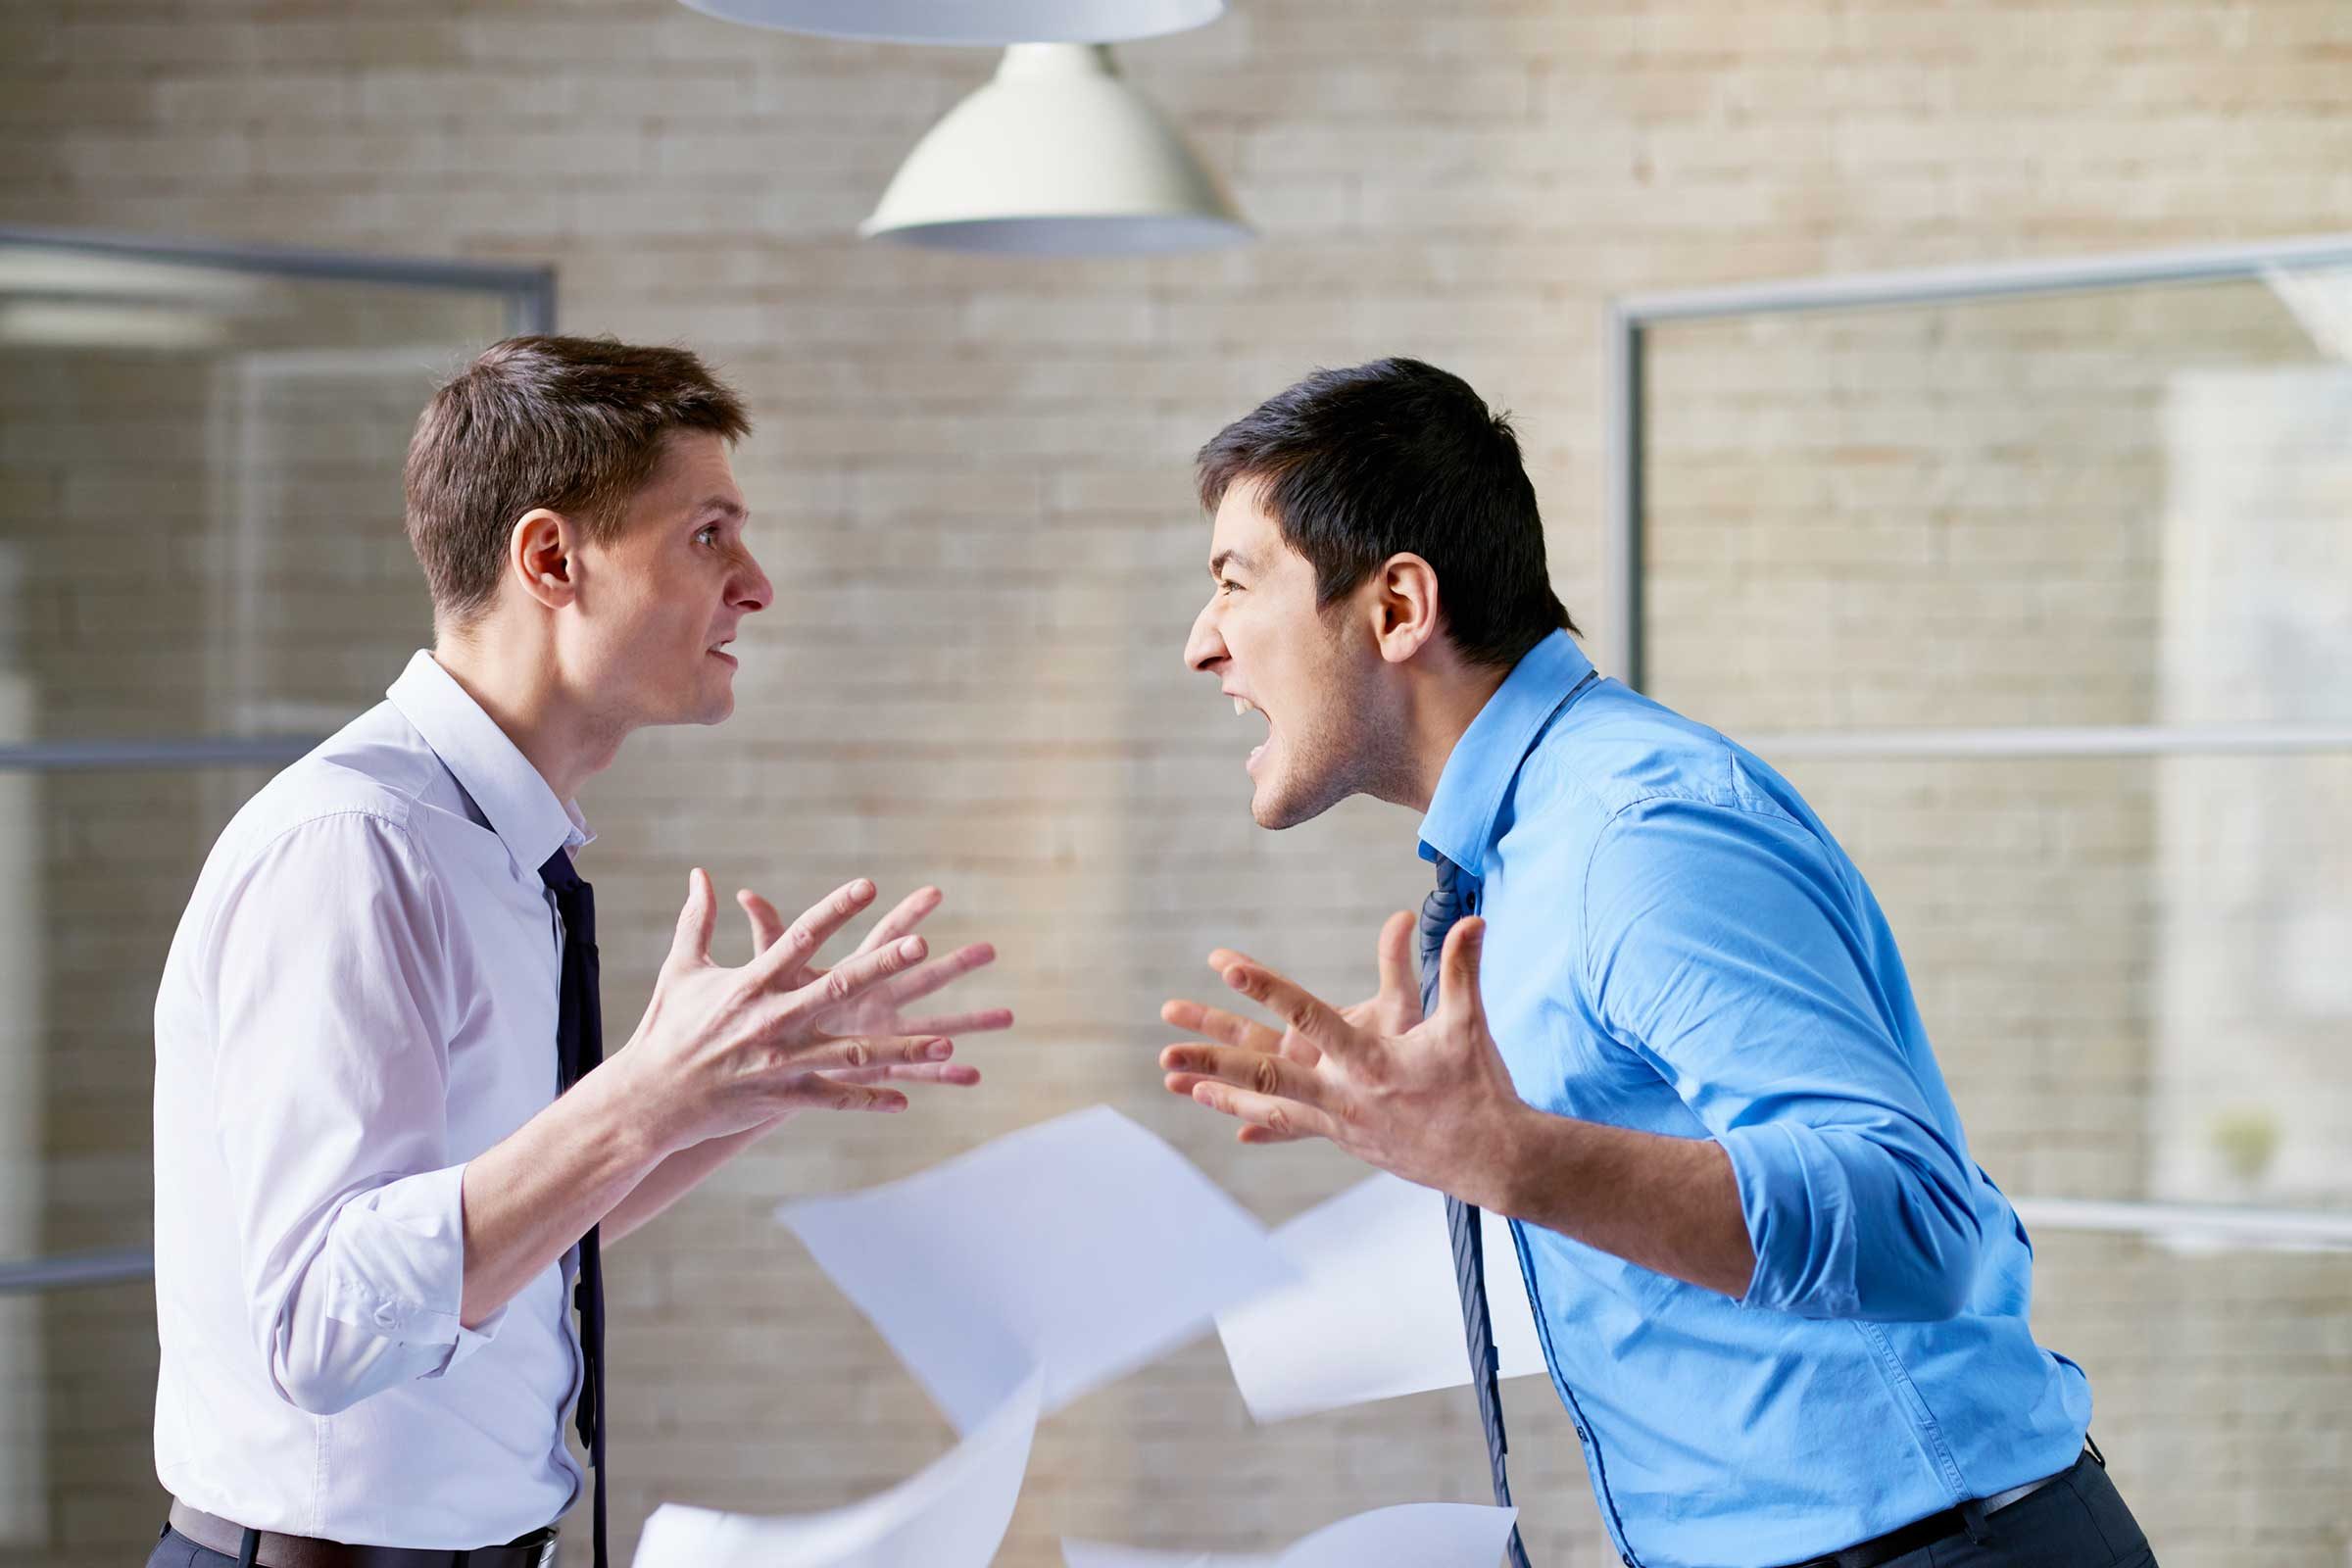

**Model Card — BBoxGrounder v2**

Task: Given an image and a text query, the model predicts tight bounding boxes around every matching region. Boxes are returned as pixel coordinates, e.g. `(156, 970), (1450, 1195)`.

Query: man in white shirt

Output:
(149, 337), (1008, 1568)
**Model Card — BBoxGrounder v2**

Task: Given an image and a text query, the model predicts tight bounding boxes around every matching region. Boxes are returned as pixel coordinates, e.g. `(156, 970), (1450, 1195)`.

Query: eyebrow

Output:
(1209, 549), (1255, 577)
(695, 497), (749, 522)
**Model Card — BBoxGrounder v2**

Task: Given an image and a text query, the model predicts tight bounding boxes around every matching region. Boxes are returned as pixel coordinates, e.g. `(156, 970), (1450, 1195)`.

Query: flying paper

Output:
(632, 1372), (1040, 1568)
(1215, 1172), (1545, 1424)
(779, 1105), (1298, 1433)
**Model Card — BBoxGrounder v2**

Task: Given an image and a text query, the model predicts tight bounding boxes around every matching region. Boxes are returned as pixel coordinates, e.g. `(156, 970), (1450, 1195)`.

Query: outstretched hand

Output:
(1158, 912), (1528, 1208)
(736, 882), (1010, 1087)
(611, 871), (1009, 1155)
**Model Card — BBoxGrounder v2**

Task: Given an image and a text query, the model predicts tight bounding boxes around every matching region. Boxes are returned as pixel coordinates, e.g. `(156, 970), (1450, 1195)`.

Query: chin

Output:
(691, 665), (740, 725)
(644, 688), (735, 729)
(1250, 771), (1339, 831)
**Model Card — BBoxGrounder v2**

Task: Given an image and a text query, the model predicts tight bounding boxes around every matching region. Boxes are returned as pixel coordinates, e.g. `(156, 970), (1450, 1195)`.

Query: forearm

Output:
(1485, 1104), (1756, 1300)
(459, 1067), (670, 1327)
(602, 1113), (796, 1246)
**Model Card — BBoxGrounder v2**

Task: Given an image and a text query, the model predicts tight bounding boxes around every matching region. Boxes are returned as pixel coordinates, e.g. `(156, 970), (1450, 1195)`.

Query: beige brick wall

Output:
(4, 1), (2350, 1564)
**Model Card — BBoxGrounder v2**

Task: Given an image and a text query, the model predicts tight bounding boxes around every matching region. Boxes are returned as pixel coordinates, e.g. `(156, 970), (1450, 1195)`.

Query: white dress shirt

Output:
(153, 652), (591, 1546)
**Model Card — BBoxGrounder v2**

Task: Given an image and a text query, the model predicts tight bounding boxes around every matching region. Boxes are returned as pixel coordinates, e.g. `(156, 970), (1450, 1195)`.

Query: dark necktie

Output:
(539, 850), (607, 1568)
(1420, 854), (1533, 1568)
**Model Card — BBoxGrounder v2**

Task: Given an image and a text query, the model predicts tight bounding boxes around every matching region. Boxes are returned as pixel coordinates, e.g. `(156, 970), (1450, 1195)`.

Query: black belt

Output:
(1773, 1449), (2091, 1568)
(168, 1501), (558, 1568)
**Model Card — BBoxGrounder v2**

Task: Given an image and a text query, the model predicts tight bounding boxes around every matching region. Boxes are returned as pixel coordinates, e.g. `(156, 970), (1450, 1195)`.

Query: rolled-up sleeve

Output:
(1582, 797), (1983, 1322)
(205, 810), (508, 1415)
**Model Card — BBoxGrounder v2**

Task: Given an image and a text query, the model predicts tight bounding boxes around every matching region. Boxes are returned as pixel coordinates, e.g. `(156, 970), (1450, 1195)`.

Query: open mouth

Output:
(1231, 694), (1271, 774)
(708, 641), (737, 667)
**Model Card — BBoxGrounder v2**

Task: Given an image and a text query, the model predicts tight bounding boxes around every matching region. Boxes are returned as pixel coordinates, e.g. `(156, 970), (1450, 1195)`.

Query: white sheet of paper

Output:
(631, 1373), (1040, 1568)
(1062, 1501), (1519, 1568)
(1215, 1172), (1545, 1424)
(778, 1105), (1298, 1435)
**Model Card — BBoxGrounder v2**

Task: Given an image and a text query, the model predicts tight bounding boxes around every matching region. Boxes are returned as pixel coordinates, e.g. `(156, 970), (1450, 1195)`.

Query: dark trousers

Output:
(1857, 1450), (2155, 1568)
(146, 1528), (238, 1568)
(145, 1527), (569, 1568)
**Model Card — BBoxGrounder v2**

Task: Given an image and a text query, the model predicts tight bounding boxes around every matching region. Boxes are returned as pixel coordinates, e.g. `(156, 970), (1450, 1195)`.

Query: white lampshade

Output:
(860, 43), (1250, 256)
(676, 0), (1222, 47)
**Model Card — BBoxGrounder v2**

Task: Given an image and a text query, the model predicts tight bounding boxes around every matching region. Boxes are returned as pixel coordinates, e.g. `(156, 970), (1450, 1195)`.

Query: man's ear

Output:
(510, 509), (579, 612)
(1369, 553), (1442, 664)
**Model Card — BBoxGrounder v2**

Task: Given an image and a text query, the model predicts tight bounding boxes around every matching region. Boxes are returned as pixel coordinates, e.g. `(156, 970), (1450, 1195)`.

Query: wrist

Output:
(1470, 1101), (1562, 1220)
(570, 1055), (682, 1172)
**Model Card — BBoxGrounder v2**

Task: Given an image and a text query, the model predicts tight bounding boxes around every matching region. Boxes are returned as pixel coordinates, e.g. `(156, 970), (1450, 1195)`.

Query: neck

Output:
(431, 618), (625, 802)
(1393, 655), (1510, 814)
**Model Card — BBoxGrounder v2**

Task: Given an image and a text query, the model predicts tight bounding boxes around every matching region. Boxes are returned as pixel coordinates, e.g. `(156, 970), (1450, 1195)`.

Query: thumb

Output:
(1436, 915), (1487, 1029)
(671, 867), (717, 965)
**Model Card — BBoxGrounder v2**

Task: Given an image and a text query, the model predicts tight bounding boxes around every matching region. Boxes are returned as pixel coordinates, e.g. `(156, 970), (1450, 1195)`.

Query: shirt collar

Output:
(1417, 629), (1596, 880)
(385, 651), (592, 877)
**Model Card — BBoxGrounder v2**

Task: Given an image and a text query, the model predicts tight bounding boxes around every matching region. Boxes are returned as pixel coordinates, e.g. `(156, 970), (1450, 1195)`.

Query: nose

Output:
(731, 542), (773, 614)
(1184, 596), (1227, 675)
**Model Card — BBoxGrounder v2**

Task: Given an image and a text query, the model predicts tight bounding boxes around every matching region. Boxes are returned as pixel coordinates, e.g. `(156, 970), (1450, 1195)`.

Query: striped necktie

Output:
(1420, 854), (1533, 1568)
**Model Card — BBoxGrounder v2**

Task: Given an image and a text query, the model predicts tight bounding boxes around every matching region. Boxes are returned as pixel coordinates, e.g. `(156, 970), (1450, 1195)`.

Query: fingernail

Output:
(853, 878), (874, 898)
(927, 1039), (953, 1059)
(900, 936), (924, 958)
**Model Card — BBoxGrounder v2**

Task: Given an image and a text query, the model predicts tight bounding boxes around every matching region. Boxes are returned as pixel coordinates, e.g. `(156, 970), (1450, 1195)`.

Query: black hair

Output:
(1197, 357), (1573, 666)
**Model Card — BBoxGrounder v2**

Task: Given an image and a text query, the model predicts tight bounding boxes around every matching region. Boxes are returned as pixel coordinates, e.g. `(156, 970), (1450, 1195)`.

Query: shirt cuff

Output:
(319, 1162), (507, 1374)
(1718, 1121), (1859, 1318)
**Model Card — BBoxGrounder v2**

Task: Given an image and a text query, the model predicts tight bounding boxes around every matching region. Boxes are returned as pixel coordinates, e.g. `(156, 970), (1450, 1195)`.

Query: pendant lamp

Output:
(860, 43), (1250, 256)
(676, 0), (1223, 47)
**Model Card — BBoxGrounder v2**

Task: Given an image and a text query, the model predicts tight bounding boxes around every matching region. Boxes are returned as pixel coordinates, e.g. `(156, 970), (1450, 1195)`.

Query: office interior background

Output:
(2, 1), (2348, 1563)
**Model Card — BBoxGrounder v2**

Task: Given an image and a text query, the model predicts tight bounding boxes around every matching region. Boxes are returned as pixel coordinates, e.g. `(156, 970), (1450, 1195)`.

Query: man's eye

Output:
(1218, 579), (1242, 595)
(696, 526), (718, 546)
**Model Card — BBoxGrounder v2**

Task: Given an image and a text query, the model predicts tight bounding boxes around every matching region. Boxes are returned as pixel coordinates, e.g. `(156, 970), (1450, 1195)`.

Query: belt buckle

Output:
(502, 1528), (561, 1568)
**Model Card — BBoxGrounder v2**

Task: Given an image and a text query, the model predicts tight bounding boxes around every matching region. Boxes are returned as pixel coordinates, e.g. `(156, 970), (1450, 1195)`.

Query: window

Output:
(1612, 237), (2352, 1566)
(0, 228), (549, 1555)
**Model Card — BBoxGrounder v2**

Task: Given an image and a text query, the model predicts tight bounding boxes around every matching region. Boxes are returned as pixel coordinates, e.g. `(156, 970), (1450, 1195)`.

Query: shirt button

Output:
(373, 1304), (398, 1329)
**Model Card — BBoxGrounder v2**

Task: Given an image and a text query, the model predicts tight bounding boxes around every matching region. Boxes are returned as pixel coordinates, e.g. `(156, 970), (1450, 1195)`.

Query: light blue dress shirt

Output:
(1419, 630), (2091, 1568)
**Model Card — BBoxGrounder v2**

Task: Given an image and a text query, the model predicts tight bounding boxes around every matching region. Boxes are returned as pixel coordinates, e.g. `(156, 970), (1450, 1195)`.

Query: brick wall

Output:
(4, 1), (2350, 1564)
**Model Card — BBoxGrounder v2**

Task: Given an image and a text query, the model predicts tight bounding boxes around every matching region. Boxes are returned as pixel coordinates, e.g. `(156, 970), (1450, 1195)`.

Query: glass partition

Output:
(0, 228), (549, 1564)
(1613, 237), (2352, 1568)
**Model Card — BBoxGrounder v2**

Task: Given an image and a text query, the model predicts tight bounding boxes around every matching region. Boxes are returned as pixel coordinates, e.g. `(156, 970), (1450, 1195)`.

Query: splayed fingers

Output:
(738, 886), (1013, 1039)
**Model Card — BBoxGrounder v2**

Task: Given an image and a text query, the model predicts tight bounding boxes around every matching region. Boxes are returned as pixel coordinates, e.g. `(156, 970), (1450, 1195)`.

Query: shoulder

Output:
(220, 770), (420, 872)
(214, 701), (456, 861)
(1507, 685), (1845, 899)
(195, 705), (465, 925)
(1517, 680), (1768, 820)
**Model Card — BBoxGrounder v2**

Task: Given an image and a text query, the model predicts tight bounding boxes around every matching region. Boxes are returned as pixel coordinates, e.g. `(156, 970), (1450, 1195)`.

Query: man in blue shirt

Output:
(1157, 359), (2155, 1568)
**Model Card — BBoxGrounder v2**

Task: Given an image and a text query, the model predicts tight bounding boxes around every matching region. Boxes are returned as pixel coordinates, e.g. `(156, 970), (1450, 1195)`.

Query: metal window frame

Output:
(0, 223), (556, 328)
(1605, 229), (2352, 695)
(1603, 232), (2352, 1250)
(0, 230), (554, 1294)
(0, 227), (552, 775)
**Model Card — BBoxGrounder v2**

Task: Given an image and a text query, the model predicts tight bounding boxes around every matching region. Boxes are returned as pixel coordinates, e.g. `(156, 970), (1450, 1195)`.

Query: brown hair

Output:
(404, 335), (751, 624)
